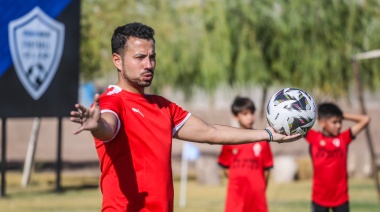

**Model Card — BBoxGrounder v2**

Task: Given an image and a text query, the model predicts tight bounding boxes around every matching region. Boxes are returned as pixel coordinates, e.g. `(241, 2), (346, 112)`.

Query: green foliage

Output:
(80, 0), (148, 81)
(198, 0), (231, 90)
(271, 0), (380, 97)
(80, 0), (380, 97)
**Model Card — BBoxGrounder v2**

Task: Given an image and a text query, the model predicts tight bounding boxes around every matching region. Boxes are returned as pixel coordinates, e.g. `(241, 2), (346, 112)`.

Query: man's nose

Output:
(144, 58), (154, 69)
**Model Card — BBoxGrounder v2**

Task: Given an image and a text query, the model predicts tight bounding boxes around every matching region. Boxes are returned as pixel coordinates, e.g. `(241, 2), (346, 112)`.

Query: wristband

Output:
(264, 128), (273, 142)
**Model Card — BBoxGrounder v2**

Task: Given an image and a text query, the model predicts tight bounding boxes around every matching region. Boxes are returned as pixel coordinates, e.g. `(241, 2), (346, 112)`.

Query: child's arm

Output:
(223, 168), (229, 178)
(343, 113), (370, 137)
(264, 170), (270, 190)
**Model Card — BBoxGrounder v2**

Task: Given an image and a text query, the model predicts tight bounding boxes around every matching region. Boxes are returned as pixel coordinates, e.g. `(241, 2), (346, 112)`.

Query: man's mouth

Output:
(142, 74), (153, 81)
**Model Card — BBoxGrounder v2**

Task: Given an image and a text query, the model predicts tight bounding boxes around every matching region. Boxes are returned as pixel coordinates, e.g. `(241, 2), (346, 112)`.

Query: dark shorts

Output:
(311, 201), (349, 212)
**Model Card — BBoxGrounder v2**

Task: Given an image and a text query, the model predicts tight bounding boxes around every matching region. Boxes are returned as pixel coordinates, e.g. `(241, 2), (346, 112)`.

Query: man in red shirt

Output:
(218, 96), (273, 212)
(305, 103), (370, 212)
(70, 22), (300, 211)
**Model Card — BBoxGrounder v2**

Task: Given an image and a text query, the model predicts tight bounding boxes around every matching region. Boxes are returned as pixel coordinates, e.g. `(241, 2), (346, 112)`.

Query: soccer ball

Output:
(266, 88), (316, 136)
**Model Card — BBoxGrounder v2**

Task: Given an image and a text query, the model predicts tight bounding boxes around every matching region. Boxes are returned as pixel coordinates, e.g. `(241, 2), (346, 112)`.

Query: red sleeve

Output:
(218, 145), (233, 168)
(149, 95), (190, 134)
(95, 92), (124, 142)
(98, 92), (123, 116)
(169, 101), (189, 125)
(341, 129), (353, 145)
(168, 101), (190, 134)
(262, 142), (274, 170)
(304, 129), (318, 144)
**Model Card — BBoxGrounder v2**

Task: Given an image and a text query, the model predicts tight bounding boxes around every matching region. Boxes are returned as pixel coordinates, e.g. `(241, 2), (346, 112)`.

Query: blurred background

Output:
(2, 0), (380, 211)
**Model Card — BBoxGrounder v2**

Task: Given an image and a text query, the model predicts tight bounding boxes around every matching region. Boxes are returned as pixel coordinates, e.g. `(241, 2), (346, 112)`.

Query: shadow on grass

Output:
(60, 183), (99, 191)
(6, 160), (100, 172)
(4, 184), (99, 199)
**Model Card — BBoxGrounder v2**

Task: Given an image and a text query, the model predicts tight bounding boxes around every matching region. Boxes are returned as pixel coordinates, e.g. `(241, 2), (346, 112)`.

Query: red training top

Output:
(218, 141), (273, 212)
(305, 129), (353, 207)
(94, 85), (190, 212)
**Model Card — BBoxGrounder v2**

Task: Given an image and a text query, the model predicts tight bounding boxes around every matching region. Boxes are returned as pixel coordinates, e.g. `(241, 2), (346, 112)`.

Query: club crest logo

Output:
(332, 138), (341, 147)
(232, 148), (238, 155)
(253, 143), (262, 157)
(320, 140), (326, 146)
(8, 7), (65, 100)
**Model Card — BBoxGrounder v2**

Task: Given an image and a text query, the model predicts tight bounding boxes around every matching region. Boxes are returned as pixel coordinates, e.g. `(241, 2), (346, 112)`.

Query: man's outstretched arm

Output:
(174, 114), (301, 144)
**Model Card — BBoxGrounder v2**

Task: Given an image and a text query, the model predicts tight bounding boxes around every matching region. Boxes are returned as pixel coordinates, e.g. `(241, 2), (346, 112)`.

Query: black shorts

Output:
(311, 201), (349, 212)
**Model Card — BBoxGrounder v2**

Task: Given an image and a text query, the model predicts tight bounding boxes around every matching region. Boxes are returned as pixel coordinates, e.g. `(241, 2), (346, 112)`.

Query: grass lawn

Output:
(0, 171), (378, 211)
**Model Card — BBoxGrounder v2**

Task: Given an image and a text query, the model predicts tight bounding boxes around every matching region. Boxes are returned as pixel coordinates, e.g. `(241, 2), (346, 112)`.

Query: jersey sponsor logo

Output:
(315, 147), (343, 159)
(8, 7), (65, 100)
(232, 148), (238, 155)
(253, 143), (262, 157)
(231, 158), (259, 170)
(132, 108), (144, 117)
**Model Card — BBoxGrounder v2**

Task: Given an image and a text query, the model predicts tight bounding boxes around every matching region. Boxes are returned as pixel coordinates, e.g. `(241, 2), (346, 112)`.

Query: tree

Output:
(80, 0), (380, 100)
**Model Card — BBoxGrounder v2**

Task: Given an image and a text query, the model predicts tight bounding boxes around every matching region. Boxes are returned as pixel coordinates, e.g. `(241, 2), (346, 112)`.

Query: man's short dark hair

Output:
(318, 102), (343, 120)
(111, 22), (155, 55)
(231, 96), (256, 116)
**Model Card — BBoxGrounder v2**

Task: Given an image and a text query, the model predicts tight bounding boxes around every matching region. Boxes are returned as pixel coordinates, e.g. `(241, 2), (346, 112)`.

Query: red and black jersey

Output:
(95, 85), (190, 212)
(305, 129), (353, 207)
(218, 141), (273, 212)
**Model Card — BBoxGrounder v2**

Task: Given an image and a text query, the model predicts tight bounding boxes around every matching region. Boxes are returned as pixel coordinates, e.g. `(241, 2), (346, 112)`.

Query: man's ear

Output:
(112, 53), (122, 71)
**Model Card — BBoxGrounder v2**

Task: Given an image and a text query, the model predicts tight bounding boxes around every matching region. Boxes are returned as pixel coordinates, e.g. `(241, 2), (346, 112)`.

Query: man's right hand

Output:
(70, 94), (101, 134)
(266, 126), (302, 143)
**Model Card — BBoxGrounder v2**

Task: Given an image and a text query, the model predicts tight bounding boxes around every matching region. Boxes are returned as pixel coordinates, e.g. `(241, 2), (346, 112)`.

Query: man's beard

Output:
(122, 70), (153, 87)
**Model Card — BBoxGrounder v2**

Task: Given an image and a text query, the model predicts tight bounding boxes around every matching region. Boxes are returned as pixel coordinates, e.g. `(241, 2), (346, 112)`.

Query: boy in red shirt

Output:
(218, 96), (273, 212)
(305, 102), (370, 212)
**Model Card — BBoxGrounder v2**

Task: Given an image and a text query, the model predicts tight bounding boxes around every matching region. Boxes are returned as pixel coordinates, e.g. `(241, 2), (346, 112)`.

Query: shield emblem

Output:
(253, 143), (262, 157)
(8, 7), (65, 100)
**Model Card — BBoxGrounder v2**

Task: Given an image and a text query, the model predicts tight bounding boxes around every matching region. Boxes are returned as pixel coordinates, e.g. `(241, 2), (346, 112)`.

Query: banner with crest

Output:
(0, 0), (79, 117)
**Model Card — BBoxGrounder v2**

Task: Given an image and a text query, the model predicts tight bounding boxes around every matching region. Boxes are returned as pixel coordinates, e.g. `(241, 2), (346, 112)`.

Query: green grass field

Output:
(0, 171), (378, 211)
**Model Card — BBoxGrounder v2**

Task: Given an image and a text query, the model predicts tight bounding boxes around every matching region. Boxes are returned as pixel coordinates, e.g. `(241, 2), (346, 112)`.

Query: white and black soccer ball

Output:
(266, 88), (316, 136)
